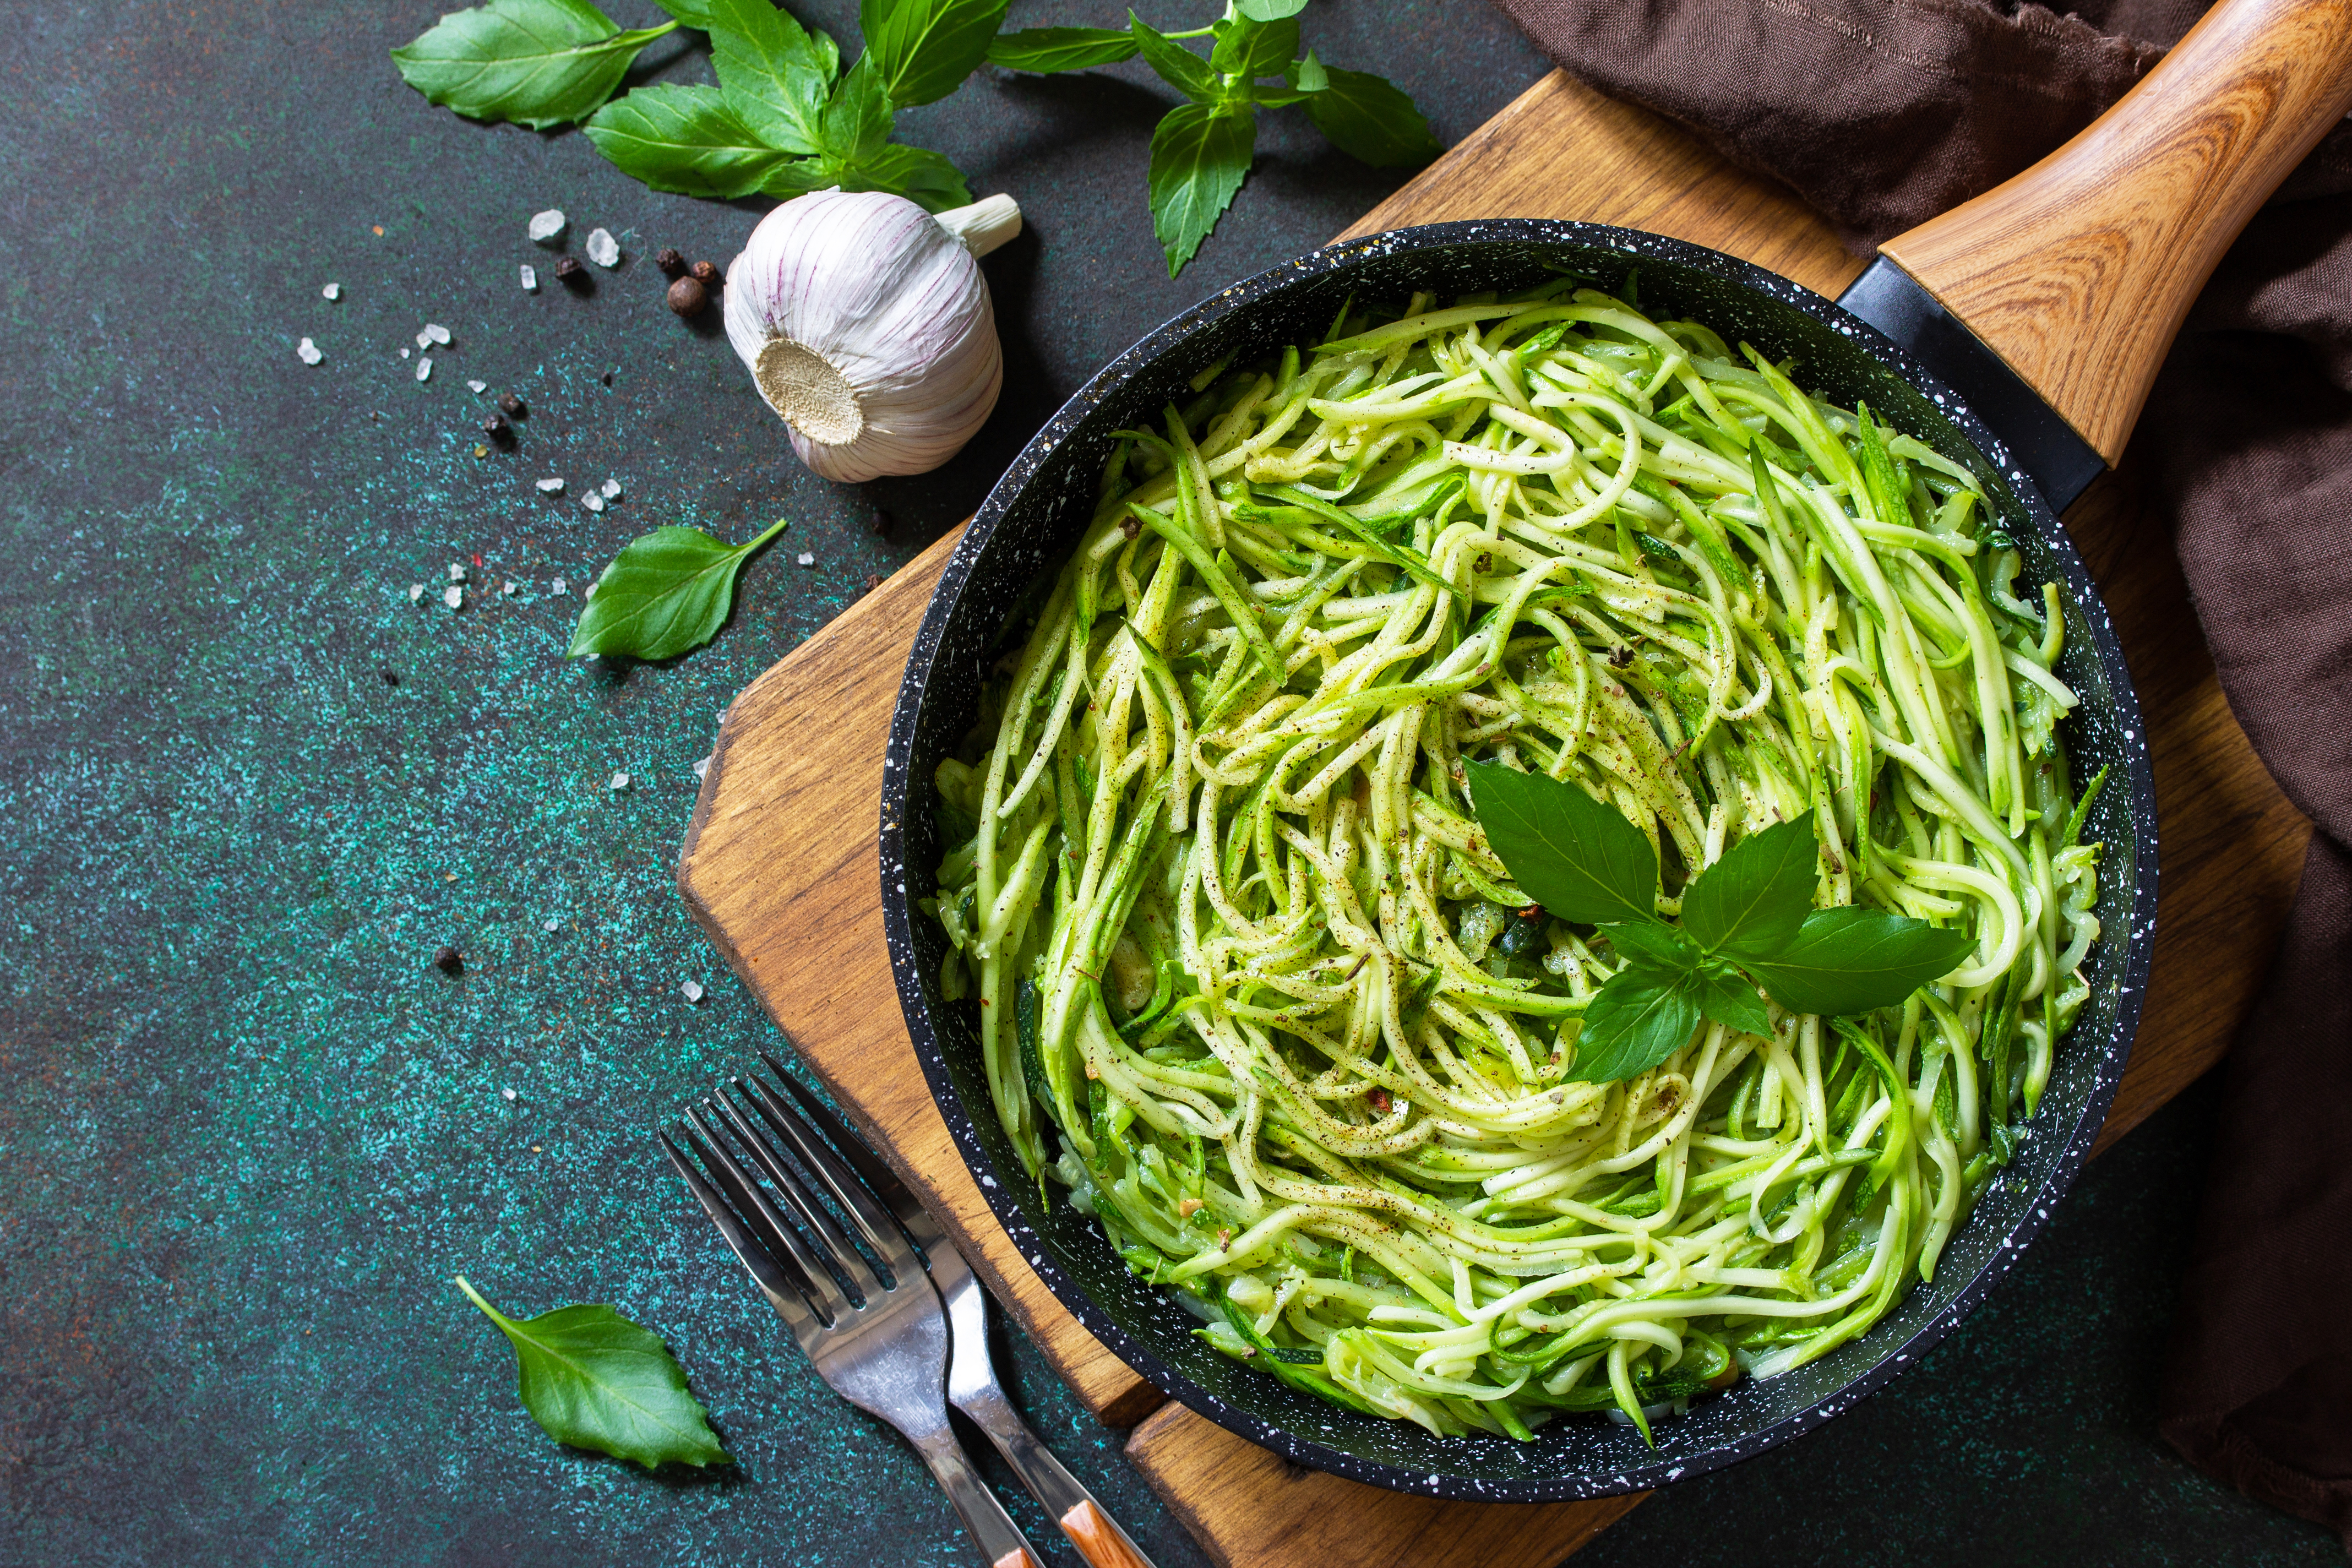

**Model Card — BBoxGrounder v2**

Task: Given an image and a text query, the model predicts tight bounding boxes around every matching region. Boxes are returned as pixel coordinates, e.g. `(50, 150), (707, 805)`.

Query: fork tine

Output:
(660, 1129), (821, 1333)
(720, 1106), (911, 1317)
(758, 1052), (939, 1248)
(736, 1069), (923, 1275)
(684, 1103), (856, 1321)
(706, 1088), (886, 1300)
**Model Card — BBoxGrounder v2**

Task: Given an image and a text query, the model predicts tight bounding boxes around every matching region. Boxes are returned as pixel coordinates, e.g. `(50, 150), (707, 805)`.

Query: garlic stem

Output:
(936, 194), (1022, 259)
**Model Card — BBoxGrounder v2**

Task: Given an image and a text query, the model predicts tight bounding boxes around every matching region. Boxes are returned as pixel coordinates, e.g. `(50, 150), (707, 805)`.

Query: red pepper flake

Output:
(1368, 1087), (1393, 1114)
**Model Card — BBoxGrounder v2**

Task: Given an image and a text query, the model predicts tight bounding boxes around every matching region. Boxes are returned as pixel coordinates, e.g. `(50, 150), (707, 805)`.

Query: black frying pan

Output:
(876, 0), (2351, 1502)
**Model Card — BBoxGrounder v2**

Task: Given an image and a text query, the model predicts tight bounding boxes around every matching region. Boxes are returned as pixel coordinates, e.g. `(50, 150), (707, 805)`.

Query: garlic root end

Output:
(754, 336), (864, 445)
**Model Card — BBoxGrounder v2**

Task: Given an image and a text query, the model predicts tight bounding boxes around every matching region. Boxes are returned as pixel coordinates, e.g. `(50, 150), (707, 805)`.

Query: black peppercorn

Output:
(862, 572), (884, 595)
(432, 946), (464, 977)
(656, 247), (687, 277)
(380, 669), (401, 687)
(666, 276), (707, 318)
(689, 259), (721, 287)
(498, 391), (525, 418)
(554, 255), (585, 280)
(481, 412), (509, 438)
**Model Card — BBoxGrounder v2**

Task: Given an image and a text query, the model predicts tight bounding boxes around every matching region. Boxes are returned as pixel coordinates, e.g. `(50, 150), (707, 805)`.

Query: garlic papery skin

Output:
(724, 190), (1019, 483)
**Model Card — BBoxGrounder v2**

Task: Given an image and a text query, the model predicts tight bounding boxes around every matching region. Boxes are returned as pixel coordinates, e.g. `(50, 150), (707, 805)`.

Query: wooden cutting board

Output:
(677, 69), (2310, 1568)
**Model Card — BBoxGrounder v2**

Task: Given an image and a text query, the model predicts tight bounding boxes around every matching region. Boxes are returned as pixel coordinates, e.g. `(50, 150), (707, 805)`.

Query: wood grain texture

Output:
(1880, 0), (2352, 461)
(677, 62), (2309, 1568)
(1122, 1401), (1645, 1568)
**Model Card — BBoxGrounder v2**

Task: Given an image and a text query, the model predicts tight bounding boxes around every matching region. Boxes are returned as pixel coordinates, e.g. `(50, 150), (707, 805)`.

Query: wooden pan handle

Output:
(1877, 0), (2352, 464)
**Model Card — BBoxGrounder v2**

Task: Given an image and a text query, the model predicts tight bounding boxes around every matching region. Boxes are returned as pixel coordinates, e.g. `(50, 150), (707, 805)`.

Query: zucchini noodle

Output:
(924, 282), (2105, 1440)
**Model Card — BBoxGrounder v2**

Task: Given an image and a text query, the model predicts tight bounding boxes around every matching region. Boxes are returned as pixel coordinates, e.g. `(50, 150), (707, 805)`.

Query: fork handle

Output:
(955, 1385), (1158, 1568)
(906, 1422), (1043, 1568)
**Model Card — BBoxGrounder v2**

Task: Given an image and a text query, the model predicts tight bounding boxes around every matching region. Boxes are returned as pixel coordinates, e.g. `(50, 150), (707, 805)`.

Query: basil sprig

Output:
(457, 1277), (728, 1469)
(395, 0), (996, 211)
(989, 1), (1440, 276)
(1463, 761), (1974, 1085)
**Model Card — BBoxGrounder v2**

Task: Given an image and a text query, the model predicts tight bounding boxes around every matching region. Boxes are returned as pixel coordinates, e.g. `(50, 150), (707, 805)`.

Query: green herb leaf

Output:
(1129, 14), (1218, 100)
(1461, 761), (1658, 927)
(1237, 0), (1310, 18)
(583, 84), (803, 198)
(1146, 101), (1256, 277)
(1680, 810), (1819, 960)
(391, 0), (675, 130)
(690, 0), (838, 155)
(861, 0), (1011, 107)
(830, 141), (973, 210)
(1690, 957), (1773, 1036)
(1600, 920), (1698, 972)
(1209, 11), (1299, 85)
(1741, 907), (1975, 1017)
(1287, 49), (1328, 92)
(456, 1278), (727, 1469)
(1571, 966), (1703, 1083)
(1298, 63), (1441, 168)
(986, 26), (1139, 72)
(818, 51), (894, 164)
(568, 519), (788, 661)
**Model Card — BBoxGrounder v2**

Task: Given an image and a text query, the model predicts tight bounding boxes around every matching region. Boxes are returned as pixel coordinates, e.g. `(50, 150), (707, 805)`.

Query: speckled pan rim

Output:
(878, 219), (2159, 1502)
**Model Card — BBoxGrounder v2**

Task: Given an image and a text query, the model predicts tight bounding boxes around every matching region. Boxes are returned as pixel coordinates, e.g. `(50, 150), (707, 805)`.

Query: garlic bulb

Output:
(724, 189), (1021, 483)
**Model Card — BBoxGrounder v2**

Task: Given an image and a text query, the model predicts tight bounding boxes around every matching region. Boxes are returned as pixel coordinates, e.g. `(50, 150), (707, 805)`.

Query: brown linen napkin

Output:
(1489, 0), (2352, 1543)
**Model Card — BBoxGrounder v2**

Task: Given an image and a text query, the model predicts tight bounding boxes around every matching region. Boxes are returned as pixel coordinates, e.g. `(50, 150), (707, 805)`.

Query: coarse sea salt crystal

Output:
(583, 580), (597, 600)
(415, 357), (432, 382)
(543, 916), (560, 933)
(551, 577), (569, 596)
(297, 337), (323, 365)
(502, 1086), (518, 1101)
(448, 562), (466, 582)
(581, 492), (605, 513)
(520, 264), (538, 292)
(680, 979), (705, 1004)
(467, 378), (487, 394)
(503, 580), (518, 597)
(585, 227), (620, 268)
(528, 209), (566, 243)
(795, 551), (815, 567)
(536, 477), (564, 493)
(600, 478), (621, 499)
(399, 346), (410, 360)
(423, 323), (451, 346)
(693, 756), (710, 780)
(415, 329), (433, 350)
(442, 585), (463, 610)
(409, 582), (425, 602)
(322, 282), (341, 301)
(609, 771), (630, 791)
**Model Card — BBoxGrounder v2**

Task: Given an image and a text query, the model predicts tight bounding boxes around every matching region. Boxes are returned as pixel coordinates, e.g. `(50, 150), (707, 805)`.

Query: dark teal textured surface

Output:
(0, 1), (2332, 1563)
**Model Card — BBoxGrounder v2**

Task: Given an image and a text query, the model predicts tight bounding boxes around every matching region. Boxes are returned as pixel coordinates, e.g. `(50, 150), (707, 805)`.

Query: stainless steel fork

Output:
(743, 1054), (1156, 1568)
(662, 1080), (1041, 1568)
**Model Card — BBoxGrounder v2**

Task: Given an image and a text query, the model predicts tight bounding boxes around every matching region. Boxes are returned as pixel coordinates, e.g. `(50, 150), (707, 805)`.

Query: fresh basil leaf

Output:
(1129, 14), (1217, 101)
(692, 0), (837, 155)
(1691, 958), (1773, 1036)
(584, 84), (803, 197)
(986, 26), (1139, 72)
(1742, 907), (1976, 1017)
(1570, 966), (1703, 1084)
(1680, 810), (1819, 960)
(835, 141), (973, 211)
(1146, 101), (1255, 277)
(1461, 760), (1658, 928)
(861, 0), (1011, 107)
(569, 520), (788, 661)
(1237, 0), (1309, 18)
(819, 52), (894, 164)
(1287, 48), (1327, 92)
(456, 1278), (727, 1469)
(1209, 12), (1298, 84)
(391, 0), (674, 130)
(1299, 63), (1441, 167)
(1600, 920), (1698, 972)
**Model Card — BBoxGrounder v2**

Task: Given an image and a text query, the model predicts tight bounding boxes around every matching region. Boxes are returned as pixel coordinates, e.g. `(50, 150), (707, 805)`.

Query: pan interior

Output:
(881, 224), (2154, 1499)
